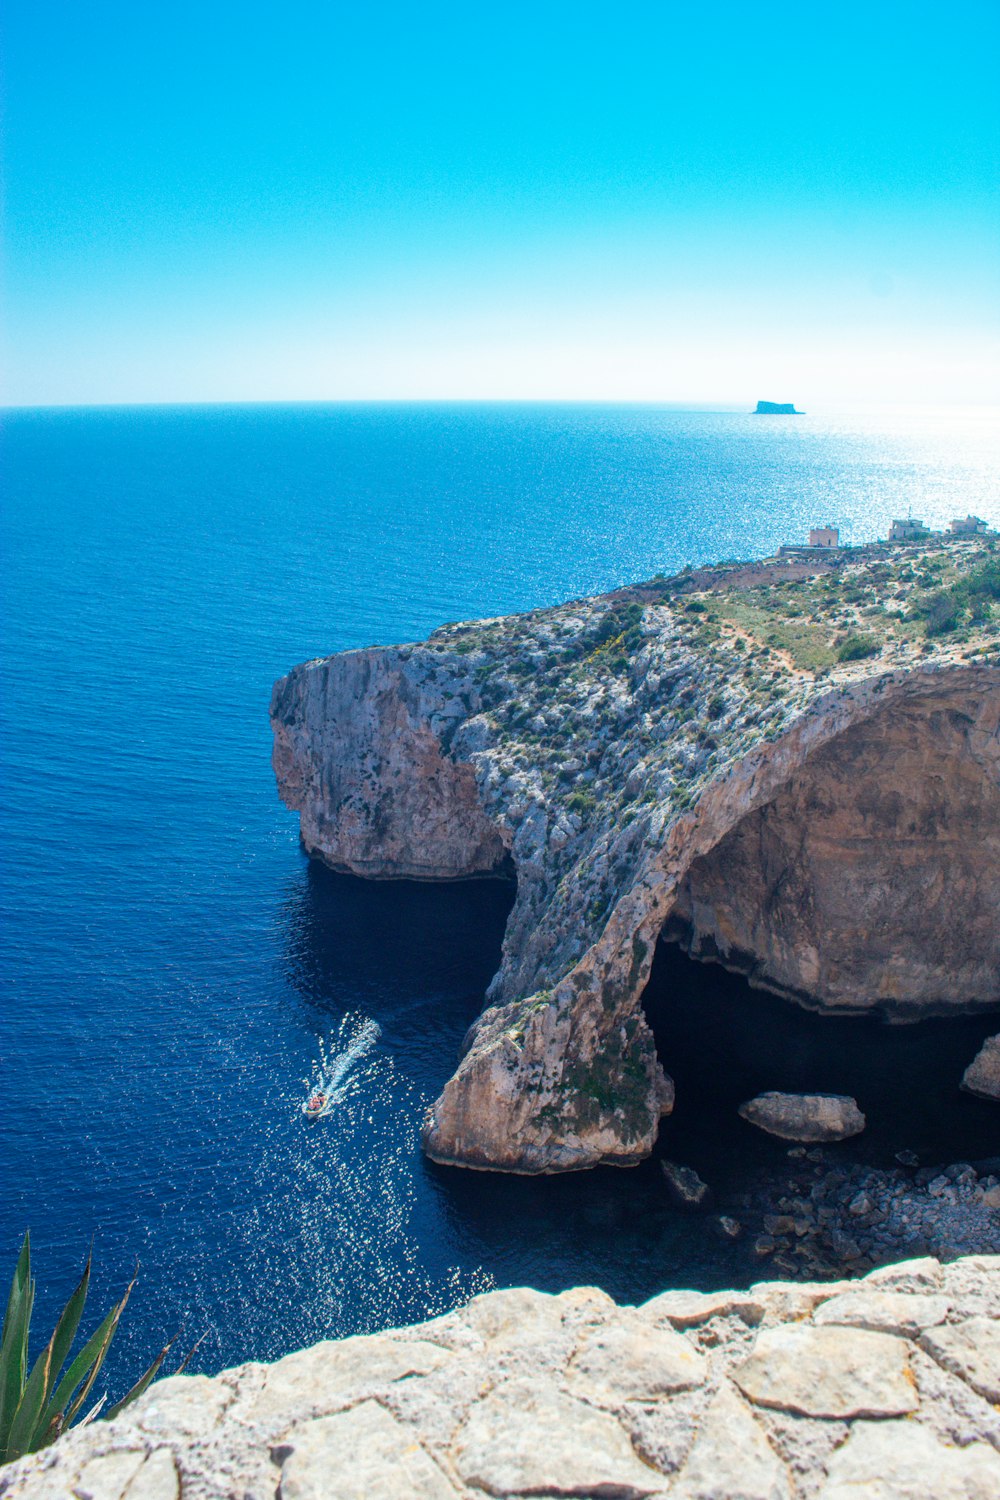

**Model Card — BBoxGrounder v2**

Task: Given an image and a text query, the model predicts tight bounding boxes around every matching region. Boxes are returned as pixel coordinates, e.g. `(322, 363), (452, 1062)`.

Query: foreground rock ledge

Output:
(271, 540), (1000, 1173)
(4, 1255), (1000, 1499)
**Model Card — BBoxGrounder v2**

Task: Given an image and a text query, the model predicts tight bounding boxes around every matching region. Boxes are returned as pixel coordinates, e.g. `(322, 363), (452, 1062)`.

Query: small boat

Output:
(302, 1091), (328, 1119)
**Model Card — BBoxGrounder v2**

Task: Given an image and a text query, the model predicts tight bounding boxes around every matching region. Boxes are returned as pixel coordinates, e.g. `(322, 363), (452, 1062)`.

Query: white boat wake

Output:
(301, 1015), (381, 1119)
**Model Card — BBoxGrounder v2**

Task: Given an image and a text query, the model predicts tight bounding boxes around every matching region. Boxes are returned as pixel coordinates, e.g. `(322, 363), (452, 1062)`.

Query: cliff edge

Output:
(271, 540), (1000, 1174)
(5, 1255), (1000, 1498)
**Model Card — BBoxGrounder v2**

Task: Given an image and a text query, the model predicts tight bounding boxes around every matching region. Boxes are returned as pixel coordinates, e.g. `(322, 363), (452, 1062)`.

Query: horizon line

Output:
(4, 395), (999, 415)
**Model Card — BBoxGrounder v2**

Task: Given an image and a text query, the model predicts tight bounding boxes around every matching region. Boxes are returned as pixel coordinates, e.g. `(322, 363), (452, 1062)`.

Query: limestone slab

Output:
(673, 1384), (790, 1500)
(919, 1316), (1000, 1404)
(566, 1312), (707, 1405)
(818, 1419), (1000, 1499)
(861, 1257), (943, 1292)
(124, 1449), (179, 1500)
(453, 1375), (663, 1496)
(133, 1372), (231, 1438)
(72, 1449), (146, 1500)
(813, 1291), (951, 1338)
(733, 1325), (918, 1418)
(640, 1288), (765, 1329)
(246, 1335), (450, 1431)
(276, 1400), (456, 1500)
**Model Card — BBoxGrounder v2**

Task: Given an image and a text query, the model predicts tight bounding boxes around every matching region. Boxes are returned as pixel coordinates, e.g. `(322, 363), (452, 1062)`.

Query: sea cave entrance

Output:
(641, 938), (1000, 1174)
(639, 675), (1000, 1174)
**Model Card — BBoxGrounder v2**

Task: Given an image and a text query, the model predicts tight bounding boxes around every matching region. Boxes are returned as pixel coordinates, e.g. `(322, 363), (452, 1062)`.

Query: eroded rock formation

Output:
(7, 1256), (1000, 1498)
(271, 541), (1000, 1173)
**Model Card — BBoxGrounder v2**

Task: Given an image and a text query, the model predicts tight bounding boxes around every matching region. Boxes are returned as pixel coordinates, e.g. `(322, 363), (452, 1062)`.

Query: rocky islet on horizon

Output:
(271, 538), (1000, 1177)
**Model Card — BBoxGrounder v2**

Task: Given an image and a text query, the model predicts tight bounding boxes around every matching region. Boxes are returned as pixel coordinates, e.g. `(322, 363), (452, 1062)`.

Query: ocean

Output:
(2, 401), (998, 1388)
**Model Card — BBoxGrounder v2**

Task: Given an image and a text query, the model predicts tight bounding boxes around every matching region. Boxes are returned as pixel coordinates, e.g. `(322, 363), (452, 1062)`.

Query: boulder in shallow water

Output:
(660, 1159), (713, 1209)
(739, 1092), (866, 1143)
(961, 1034), (1000, 1101)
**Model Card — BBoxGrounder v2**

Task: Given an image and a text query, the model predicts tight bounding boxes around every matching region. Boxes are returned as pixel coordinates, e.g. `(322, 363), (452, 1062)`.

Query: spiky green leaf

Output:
(0, 1233), (34, 1456)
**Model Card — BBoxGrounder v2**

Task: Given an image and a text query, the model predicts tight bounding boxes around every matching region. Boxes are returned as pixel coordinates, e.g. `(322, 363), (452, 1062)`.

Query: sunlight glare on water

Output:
(2, 402), (997, 1385)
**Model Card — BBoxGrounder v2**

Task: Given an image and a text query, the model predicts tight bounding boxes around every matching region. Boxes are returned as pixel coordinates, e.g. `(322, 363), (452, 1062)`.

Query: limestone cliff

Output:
(6, 1255), (1000, 1498)
(271, 541), (1000, 1174)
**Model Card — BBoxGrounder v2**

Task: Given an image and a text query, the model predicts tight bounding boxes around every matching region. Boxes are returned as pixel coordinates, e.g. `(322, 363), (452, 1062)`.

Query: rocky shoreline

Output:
(5, 1253), (999, 1498)
(734, 1152), (1000, 1280)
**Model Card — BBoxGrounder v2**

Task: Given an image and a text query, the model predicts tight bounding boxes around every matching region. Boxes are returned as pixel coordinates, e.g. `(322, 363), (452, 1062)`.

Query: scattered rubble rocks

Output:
(734, 1152), (1000, 1279)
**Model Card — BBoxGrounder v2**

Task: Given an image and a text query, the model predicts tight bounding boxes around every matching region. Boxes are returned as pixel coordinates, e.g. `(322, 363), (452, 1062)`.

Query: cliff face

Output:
(7, 1255), (1000, 1499)
(271, 541), (1000, 1174)
(271, 648), (510, 881)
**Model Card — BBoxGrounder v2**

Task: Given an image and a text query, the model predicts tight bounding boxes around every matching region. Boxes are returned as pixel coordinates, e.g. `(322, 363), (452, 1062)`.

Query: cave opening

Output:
(641, 936), (1000, 1179)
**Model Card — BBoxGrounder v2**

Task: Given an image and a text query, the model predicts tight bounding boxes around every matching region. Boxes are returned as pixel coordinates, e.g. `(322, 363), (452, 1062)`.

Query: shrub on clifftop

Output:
(836, 634), (878, 662)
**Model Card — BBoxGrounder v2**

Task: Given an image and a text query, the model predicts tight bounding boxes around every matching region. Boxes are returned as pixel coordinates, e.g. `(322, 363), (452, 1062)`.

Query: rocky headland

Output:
(271, 539), (1000, 1176)
(5, 1254), (1000, 1499)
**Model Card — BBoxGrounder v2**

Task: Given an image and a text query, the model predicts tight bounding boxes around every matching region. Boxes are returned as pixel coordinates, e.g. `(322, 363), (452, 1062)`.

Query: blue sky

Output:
(3, 1), (999, 404)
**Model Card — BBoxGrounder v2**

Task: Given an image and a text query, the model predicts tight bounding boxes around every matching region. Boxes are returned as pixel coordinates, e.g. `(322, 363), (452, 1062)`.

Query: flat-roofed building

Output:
(808, 525), (839, 548)
(949, 515), (990, 536)
(888, 517), (930, 543)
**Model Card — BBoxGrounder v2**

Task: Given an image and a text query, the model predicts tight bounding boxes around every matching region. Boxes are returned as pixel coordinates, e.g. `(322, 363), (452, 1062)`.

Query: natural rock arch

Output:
(422, 667), (1000, 1172)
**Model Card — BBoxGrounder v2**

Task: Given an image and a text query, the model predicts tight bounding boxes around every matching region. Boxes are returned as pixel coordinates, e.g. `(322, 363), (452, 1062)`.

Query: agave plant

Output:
(0, 1232), (173, 1464)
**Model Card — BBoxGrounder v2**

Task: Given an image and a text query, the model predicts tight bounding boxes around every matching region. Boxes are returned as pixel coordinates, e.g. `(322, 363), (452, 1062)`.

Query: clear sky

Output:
(3, 1), (999, 406)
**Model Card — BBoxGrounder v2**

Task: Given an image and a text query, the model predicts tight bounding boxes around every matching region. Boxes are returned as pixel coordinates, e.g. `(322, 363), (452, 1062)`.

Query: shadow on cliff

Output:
(643, 938), (1000, 1176)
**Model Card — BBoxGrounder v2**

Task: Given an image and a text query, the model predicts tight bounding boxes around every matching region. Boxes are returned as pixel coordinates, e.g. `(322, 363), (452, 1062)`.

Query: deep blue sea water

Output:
(2, 402), (999, 1389)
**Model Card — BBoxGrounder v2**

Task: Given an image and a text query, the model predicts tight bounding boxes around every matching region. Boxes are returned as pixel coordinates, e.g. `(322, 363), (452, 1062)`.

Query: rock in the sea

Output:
(661, 1159), (713, 1209)
(739, 1092), (866, 1143)
(710, 1213), (743, 1240)
(962, 1033), (1000, 1101)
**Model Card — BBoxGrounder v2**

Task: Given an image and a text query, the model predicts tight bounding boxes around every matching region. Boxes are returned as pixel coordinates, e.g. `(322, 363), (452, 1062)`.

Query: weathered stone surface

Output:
(4, 1255), (1000, 1500)
(277, 1400), (457, 1499)
(673, 1385), (790, 1500)
(566, 1312), (707, 1405)
(132, 1371), (232, 1438)
(813, 1291), (951, 1338)
(271, 543), (1000, 1174)
(749, 1278), (856, 1324)
(962, 1034), (1000, 1101)
(452, 1376), (662, 1496)
(818, 1420), (1000, 1499)
(738, 1093), (866, 1143)
(271, 649), (511, 882)
(240, 1335), (450, 1431)
(733, 1325), (918, 1418)
(640, 1287), (766, 1329)
(920, 1316), (1000, 1403)
(861, 1256), (944, 1292)
(73, 1449), (147, 1499)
